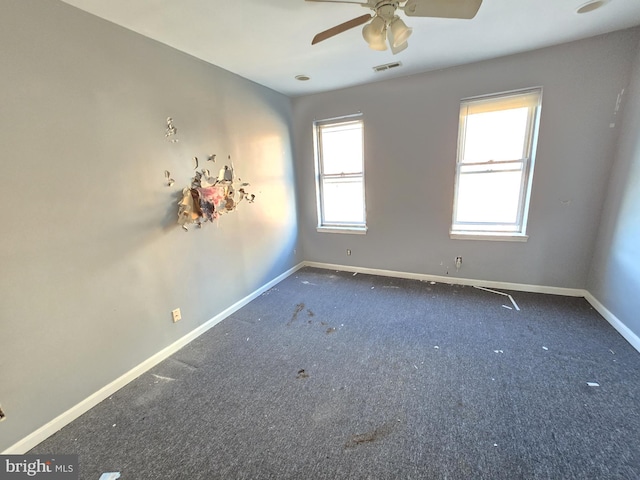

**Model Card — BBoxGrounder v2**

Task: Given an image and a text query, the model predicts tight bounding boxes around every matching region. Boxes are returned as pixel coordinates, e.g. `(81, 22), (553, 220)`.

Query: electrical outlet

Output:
(0, 405), (6, 422)
(455, 256), (463, 270)
(347, 249), (351, 256)
(172, 308), (182, 323)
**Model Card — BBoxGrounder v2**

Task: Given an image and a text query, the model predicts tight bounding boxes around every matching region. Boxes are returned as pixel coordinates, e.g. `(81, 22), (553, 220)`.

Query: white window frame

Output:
(451, 87), (543, 241)
(313, 114), (367, 234)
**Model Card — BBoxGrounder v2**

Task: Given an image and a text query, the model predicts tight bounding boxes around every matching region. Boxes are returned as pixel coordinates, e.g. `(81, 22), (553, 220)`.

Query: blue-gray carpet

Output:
(30, 267), (640, 479)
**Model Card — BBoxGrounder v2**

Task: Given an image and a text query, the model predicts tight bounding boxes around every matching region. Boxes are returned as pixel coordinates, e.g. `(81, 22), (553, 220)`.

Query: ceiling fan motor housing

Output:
(375, 2), (399, 21)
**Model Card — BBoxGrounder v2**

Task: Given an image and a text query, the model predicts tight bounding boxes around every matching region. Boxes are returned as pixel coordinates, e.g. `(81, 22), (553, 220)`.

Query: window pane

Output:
(455, 169), (523, 224)
(322, 177), (364, 224)
(462, 107), (529, 163)
(320, 123), (363, 175)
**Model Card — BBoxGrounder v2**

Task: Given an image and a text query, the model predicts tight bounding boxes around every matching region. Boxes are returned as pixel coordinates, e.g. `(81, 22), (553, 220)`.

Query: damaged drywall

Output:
(163, 118), (256, 230)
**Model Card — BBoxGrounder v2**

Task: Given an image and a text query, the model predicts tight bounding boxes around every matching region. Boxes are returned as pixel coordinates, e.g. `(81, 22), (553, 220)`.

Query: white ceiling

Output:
(60, 0), (640, 97)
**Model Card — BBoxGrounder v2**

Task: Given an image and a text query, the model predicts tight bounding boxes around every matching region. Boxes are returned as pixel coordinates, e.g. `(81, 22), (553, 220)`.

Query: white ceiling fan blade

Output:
(305, 0), (369, 5)
(403, 0), (483, 19)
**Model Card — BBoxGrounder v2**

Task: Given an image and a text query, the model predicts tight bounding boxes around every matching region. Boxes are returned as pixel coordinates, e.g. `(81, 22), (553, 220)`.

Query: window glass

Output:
(320, 123), (363, 175)
(456, 166), (524, 225)
(462, 108), (529, 163)
(321, 177), (365, 224)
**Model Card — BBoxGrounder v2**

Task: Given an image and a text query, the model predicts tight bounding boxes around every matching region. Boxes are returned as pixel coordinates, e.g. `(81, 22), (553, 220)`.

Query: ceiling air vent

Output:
(373, 61), (402, 73)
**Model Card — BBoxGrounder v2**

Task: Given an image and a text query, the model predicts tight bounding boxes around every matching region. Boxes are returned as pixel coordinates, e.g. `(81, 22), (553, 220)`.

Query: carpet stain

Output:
(288, 303), (305, 325)
(345, 423), (393, 448)
(296, 369), (309, 379)
(326, 327), (336, 335)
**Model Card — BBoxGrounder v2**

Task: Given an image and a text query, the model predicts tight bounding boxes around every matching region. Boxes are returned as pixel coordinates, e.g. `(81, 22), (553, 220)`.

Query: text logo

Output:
(0, 456), (78, 479)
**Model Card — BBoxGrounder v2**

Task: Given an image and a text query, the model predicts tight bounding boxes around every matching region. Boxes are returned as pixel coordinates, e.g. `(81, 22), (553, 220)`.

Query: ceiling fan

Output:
(307, 0), (482, 54)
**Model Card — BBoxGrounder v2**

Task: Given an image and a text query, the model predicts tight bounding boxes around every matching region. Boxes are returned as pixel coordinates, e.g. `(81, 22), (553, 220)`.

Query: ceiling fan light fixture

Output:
(362, 15), (385, 40)
(368, 35), (389, 51)
(389, 16), (412, 48)
(390, 40), (408, 55)
(362, 16), (388, 50)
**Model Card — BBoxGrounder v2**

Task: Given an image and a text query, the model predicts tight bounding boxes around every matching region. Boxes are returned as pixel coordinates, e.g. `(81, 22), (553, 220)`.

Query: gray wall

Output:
(293, 28), (640, 289)
(0, 0), (298, 451)
(588, 37), (640, 339)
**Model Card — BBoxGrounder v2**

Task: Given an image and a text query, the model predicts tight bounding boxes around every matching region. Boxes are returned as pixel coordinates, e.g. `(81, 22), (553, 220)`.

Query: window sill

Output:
(317, 225), (367, 235)
(450, 232), (528, 242)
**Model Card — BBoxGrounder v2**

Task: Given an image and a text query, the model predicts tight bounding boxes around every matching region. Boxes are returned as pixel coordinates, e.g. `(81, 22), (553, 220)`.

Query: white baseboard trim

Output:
(584, 292), (640, 354)
(3, 262), (305, 455)
(303, 261), (586, 297)
(305, 262), (640, 355)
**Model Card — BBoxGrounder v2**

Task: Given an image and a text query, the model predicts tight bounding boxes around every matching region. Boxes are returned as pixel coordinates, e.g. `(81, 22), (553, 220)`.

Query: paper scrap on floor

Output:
(99, 473), (121, 480)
